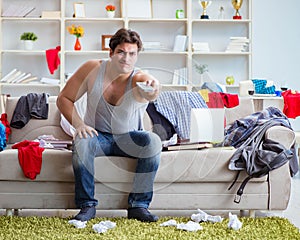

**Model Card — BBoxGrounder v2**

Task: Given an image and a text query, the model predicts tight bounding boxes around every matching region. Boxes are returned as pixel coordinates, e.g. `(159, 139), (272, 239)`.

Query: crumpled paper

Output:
(191, 209), (223, 223)
(228, 212), (243, 230)
(177, 221), (203, 232)
(160, 219), (177, 227)
(68, 219), (87, 229)
(160, 219), (202, 232)
(92, 220), (116, 234)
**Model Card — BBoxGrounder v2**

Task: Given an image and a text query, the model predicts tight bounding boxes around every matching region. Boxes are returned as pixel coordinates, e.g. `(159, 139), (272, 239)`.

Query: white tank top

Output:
(84, 60), (148, 134)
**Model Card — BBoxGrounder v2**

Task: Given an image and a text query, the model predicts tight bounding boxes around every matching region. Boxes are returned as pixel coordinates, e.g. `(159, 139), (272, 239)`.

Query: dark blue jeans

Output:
(72, 130), (161, 209)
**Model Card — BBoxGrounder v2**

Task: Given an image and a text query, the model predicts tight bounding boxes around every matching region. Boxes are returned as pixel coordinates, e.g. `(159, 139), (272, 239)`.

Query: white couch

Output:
(0, 96), (295, 217)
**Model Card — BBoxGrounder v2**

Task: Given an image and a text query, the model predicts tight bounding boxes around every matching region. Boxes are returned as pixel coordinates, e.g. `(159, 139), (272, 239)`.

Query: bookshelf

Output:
(0, 0), (252, 94)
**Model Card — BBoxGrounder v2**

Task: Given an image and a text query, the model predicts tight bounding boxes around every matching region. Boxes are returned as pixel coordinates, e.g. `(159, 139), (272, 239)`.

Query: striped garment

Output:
(223, 106), (291, 148)
(154, 91), (207, 140)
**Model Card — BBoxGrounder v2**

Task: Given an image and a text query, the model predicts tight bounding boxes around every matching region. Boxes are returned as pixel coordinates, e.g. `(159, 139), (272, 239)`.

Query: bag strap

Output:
(234, 175), (252, 203)
(234, 149), (292, 204)
(228, 170), (241, 191)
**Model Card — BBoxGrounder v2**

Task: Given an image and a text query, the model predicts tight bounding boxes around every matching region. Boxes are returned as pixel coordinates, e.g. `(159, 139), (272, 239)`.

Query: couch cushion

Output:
(5, 97), (72, 143)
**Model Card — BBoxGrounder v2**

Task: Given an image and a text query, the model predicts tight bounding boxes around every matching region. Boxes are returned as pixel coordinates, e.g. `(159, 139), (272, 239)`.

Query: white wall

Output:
(252, 0), (300, 90)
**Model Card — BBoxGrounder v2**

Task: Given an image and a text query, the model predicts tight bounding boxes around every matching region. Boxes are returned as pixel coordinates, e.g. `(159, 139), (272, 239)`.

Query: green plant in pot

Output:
(20, 32), (38, 50)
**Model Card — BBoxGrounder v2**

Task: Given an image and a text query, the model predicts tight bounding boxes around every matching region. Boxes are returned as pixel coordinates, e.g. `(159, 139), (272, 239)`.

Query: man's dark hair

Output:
(109, 28), (143, 52)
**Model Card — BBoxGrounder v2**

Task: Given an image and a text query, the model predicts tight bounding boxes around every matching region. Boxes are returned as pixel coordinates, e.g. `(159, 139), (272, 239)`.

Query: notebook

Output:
(189, 108), (225, 143)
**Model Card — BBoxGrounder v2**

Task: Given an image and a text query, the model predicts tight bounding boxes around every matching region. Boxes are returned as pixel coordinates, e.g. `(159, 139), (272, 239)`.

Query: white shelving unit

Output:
(0, 0), (252, 93)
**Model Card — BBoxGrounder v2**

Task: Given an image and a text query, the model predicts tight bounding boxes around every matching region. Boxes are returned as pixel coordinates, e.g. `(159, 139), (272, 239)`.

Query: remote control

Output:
(136, 82), (155, 92)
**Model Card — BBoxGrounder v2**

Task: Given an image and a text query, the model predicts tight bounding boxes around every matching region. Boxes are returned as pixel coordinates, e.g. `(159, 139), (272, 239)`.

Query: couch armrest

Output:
(268, 162), (291, 210)
(265, 126), (295, 149)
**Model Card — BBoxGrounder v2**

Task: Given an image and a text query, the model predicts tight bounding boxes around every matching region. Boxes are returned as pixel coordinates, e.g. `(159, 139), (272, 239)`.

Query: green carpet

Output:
(0, 216), (299, 240)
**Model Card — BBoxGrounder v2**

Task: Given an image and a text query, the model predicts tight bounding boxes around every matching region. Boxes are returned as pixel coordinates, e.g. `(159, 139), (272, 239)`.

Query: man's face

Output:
(110, 42), (138, 74)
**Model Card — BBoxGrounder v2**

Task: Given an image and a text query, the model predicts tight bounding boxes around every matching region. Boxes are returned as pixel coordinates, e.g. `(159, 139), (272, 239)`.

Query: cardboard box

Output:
(41, 11), (61, 18)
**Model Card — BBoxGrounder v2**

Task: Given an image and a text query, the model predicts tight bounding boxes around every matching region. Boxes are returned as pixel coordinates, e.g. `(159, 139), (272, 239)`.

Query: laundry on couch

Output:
(12, 140), (45, 180)
(10, 93), (49, 129)
(153, 91), (207, 140)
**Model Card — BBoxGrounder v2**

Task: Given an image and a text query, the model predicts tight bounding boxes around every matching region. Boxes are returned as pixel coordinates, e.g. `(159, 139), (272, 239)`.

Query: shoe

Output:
(74, 206), (96, 221)
(127, 207), (159, 222)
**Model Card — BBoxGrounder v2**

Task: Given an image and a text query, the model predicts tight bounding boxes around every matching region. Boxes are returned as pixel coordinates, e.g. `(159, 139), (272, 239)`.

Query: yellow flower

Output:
(67, 25), (84, 38)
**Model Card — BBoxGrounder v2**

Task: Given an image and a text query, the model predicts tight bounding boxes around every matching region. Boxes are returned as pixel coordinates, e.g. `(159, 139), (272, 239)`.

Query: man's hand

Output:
(138, 79), (160, 101)
(74, 123), (98, 139)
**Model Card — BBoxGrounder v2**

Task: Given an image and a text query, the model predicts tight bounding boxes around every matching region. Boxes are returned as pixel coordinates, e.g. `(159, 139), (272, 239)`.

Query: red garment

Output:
(46, 46), (61, 74)
(0, 113), (11, 141)
(206, 92), (239, 108)
(282, 90), (300, 118)
(219, 93), (239, 108)
(206, 92), (224, 108)
(12, 140), (44, 180)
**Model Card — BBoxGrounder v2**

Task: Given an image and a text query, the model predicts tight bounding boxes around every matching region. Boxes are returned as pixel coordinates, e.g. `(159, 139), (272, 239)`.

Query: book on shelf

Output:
(0, 68), (17, 82)
(163, 142), (213, 151)
(40, 77), (60, 85)
(172, 67), (187, 85)
(173, 35), (188, 52)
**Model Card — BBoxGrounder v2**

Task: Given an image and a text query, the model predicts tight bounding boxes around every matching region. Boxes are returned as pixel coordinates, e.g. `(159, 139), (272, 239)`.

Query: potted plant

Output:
(20, 32), (38, 50)
(105, 4), (116, 18)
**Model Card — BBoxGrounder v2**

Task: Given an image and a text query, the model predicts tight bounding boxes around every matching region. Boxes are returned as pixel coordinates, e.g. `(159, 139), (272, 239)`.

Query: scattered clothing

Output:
(282, 90), (300, 118)
(12, 140), (44, 180)
(223, 106), (298, 177)
(10, 93), (49, 129)
(154, 91), (207, 140)
(146, 102), (176, 141)
(0, 122), (6, 151)
(46, 46), (61, 74)
(223, 107), (291, 148)
(252, 79), (275, 94)
(219, 92), (239, 108)
(0, 113), (11, 141)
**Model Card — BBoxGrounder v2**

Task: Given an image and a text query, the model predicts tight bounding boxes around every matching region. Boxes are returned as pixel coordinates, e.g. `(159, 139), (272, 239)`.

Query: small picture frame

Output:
(102, 35), (113, 50)
(74, 3), (85, 18)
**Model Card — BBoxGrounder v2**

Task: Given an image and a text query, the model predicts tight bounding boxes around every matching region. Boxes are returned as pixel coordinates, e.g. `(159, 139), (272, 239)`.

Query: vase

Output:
(23, 40), (33, 50)
(106, 11), (115, 18)
(74, 37), (81, 51)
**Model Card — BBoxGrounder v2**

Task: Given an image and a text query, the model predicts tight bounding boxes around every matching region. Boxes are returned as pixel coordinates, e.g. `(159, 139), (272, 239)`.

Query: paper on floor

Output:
(228, 212), (243, 230)
(191, 209), (223, 223)
(93, 220), (116, 234)
(68, 219), (87, 229)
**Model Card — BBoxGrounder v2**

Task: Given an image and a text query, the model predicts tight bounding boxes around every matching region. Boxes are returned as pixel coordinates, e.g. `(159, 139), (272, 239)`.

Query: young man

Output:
(57, 28), (162, 222)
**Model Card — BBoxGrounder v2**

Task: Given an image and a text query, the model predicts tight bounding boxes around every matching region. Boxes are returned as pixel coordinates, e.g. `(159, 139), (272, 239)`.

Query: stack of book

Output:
(38, 135), (72, 150)
(2, 4), (35, 17)
(225, 37), (249, 52)
(173, 35), (188, 52)
(172, 67), (188, 85)
(143, 42), (163, 51)
(163, 142), (213, 151)
(0, 69), (38, 83)
(192, 42), (210, 52)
